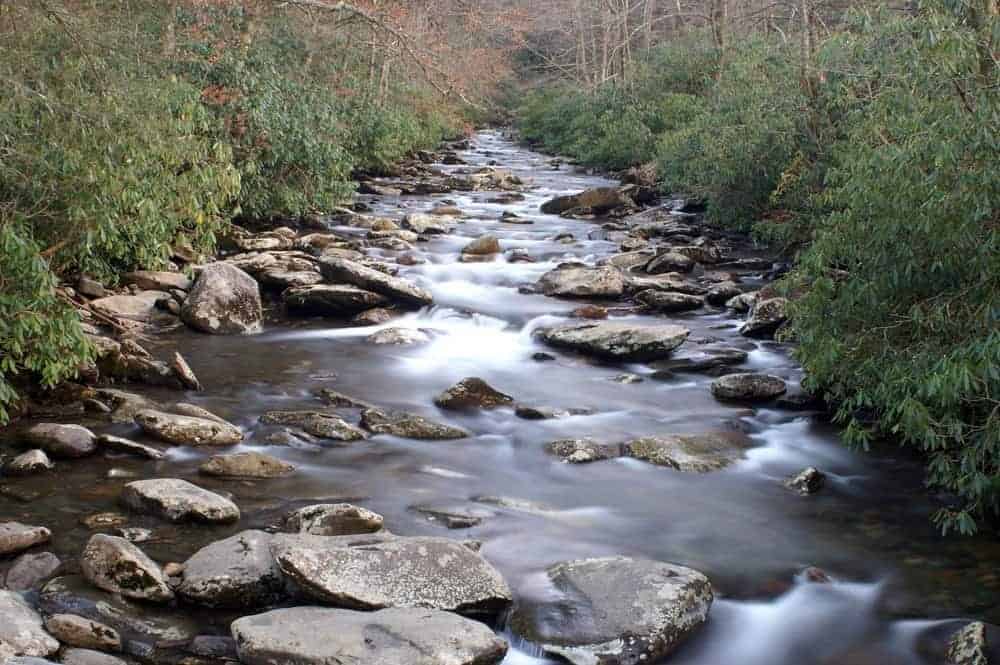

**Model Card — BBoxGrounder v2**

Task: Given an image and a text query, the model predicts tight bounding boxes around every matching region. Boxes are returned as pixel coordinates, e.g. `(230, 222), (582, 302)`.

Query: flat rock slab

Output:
(0, 522), (51, 556)
(623, 432), (754, 472)
(537, 322), (689, 362)
(123, 270), (192, 292)
(60, 649), (129, 665)
(0, 590), (60, 658)
(274, 535), (511, 616)
(199, 451), (296, 478)
(260, 411), (367, 441)
(178, 530), (285, 609)
(121, 479), (240, 523)
(412, 504), (495, 529)
(284, 284), (390, 316)
(360, 409), (469, 440)
(90, 292), (172, 324)
(511, 556), (713, 665)
(231, 606), (508, 665)
(80, 534), (173, 602)
(96, 434), (165, 460)
(134, 409), (242, 446)
(319, 256), (433, 307)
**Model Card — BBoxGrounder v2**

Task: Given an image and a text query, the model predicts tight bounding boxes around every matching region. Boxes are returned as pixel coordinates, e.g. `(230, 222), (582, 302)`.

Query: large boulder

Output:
(22, 423), (96, 459)
(0, 522), (51, 556)
(199, 452), (295, 479)
(540, 187), (629, 215)
(740, 296), (789, 338)
(511, 557), (712, 665)
(434, 377), (514, 410)
(177, 531), (285, 609)
(636, 289), (704, 313)
(283, 504), (385, 536)
(120, 479), (240, 524)
(134, 409), (242, 446)
(60, 649), (128, 665)
(80, 534), (173, 603)
(0, 590), (60, 658)
(274, 535), (511, 616)
(4, 552), (62, 591)
(537, 321), (689, 362)
(360, 408), (469, 440)
(623, 432), (753, 472)
(319, 257), (432, 307)
(283, 285), (389, 317)
(181, 263), (262, 335)
(538, 265), (625, 299)
(231, 607), (508, 665)
(711, 373), (788, 402)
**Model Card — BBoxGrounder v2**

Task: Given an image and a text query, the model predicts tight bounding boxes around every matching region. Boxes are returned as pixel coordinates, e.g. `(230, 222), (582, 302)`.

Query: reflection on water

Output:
(6, 130), (996, 664)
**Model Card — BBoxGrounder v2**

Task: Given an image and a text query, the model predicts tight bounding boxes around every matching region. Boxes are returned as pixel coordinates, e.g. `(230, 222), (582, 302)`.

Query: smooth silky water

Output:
(6, 131), (997, 664)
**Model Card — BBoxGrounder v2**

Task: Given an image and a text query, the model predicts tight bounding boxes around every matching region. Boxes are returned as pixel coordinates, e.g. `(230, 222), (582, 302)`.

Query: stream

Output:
(5, 130), (997, 664)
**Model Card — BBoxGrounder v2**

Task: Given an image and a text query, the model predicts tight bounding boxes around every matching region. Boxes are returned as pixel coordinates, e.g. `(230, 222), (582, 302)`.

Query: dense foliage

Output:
(516, 3), (999, 533)
(0, 1), (467, 423)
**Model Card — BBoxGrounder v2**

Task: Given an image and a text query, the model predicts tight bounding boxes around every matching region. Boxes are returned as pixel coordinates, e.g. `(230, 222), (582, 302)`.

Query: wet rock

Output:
(402, 213), (451, 235)
(711, 373), (788, 402)
(626, 273), (706, 296)
(134, 409), (243, 446)
(22, 423), (97, 459)
(283, 284), (389, 316)
(4, 552), (61, 591)
(366, 327), (431, 345)
(515, 405), (590, 420)
(636, 289), (703, 313)
(199, 452), (295, 479)
(60, 648), (129, 665)
(434, 377), (514, 410)
(645, 251), (695, 274)
(123, 271), (192, 292)
(802, 567), (832, 583)
(319, 256), (432, 308)
(95, 435), (165, 460)
(412, 505), (494, 529)
(511, 557), (712, 665)
(538, 264), (625, 299)
(462, 235), (501, 256)
(785, 467), (826, 495)
(274, 534), (511, 616)
(189, 635), (238, 659)
(44, 614), (121, 652)
(316, 389), (375, 410)
(612, 373), (644, 384)
(0, 523), (51, 556)
(706, 281), (742, 306)
(178, 531), (285, 609)
(171, 352), (202, 391)
(90, 292), (174, 324)
(472, 495), (554, 516)
(283, 504), (384, 536)
(351, 307), (396, 326)
(260, 411), (367, 441)
(181, 263), (262, 335)
(537, 321), (689, 362)
(0, 590), (60, 658)
(80, 534), (173, 603)
(546, 439), (622, 464)
(726, 291), (758, 313)
(231, 606), (508, 665)
(168, 402), (231, 425)
(80, 513), (129, 530)
(649, 348), (748, 375)
(740, 297), (789, 338)
(541, 187), (629, 215)
(96, 389), (158, 424)
(948, 621), (988, 665)
(360, 408), (469, 440)
(624, 432), (753, 472)
(38, 576), (200, 645)
(120, 479), (240, 524)
(115, 528), (152, 544)
(5, 449), (54, 475)
(571, 305), (608, 320)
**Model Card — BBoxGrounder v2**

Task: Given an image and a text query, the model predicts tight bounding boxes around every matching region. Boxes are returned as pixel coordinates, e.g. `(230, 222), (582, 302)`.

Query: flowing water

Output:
(5, 131), (998, 663)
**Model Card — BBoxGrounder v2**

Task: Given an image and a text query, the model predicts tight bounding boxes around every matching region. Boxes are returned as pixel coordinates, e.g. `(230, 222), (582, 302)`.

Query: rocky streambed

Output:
(0, 130), (997, 665)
